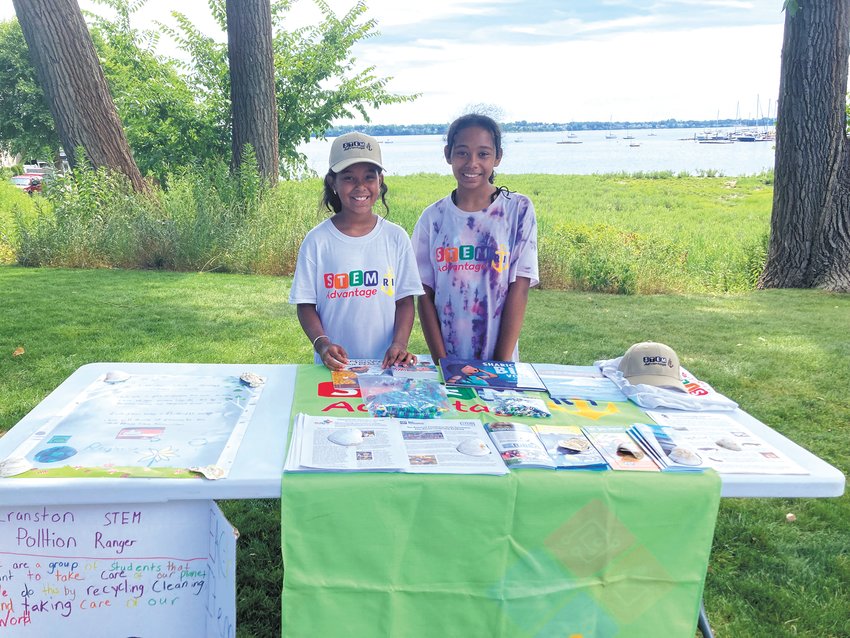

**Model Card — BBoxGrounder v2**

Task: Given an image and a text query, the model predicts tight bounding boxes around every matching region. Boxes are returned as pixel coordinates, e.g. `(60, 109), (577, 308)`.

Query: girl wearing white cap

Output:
(289, 132), (424, 370)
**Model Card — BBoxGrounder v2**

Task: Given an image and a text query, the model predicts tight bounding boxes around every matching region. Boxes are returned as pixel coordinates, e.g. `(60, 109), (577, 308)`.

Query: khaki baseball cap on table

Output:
(618, 342), (686, 391)
(329, 132), (385, 173)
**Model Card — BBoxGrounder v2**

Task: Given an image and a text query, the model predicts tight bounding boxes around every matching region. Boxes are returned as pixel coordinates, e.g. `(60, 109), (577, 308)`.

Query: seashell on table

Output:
(328, 428), (363, 446)
(456, 438), (491, 456)
(557, 437), (589, 453)
(617, 441), (645, 460)
(668, 446), (702, 466)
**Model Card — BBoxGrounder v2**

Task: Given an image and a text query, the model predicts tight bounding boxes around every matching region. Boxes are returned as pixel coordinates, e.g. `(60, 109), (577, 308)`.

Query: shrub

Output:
(14, 152), (323, 276)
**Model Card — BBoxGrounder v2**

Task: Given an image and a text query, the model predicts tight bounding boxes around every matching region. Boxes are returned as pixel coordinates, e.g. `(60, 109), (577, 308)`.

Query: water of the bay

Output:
(297, 128), (776, 177)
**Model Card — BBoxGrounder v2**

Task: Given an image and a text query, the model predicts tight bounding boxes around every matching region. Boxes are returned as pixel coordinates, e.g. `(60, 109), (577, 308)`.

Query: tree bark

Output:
(12, 0), (147, 192)
(759, 0), (850, 291)
(226, 0), (279, 184)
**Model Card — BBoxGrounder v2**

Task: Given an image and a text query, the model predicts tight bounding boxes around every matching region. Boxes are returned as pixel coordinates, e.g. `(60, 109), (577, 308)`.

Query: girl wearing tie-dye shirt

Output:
(412, 114), (539, 362)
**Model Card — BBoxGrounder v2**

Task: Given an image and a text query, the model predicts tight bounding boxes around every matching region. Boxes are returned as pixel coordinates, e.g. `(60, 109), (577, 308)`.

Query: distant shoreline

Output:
(325, 118), (777, 138)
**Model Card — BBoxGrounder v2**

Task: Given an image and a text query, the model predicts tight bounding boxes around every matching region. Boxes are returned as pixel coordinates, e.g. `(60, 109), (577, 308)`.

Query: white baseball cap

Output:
(328, 132), (384, 173)
(618, 342), (686, 391)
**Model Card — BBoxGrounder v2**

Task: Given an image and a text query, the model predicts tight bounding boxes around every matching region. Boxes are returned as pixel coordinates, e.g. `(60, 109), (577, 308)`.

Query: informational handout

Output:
(581, 425), (661, 471)
(484, 421), (556, 468)
(532, 363), (627, 402)
(0, 501), (236, 637)
(0, 372), (264, 479)
(640, 411), (809, 474)
(285, 414), (507, 475)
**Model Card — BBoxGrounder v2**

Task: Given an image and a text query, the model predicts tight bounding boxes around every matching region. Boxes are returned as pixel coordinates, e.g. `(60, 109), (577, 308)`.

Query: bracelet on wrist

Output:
(312, 335), (329, 350)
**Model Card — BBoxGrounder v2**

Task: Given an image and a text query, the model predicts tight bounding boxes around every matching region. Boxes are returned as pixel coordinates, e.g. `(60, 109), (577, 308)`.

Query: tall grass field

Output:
(1, 170), (847, 637)
(1, 167), (773, 294)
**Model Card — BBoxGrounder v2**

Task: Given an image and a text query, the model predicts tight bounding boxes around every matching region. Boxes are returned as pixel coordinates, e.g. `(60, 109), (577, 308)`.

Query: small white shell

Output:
(617, 441), (645, 460)
(557, 437), (589, 453)
(328, 428), (363, 446)
(716, 437), (742, 451)
(457, 438), (491, 456)
(0, 457), (34, 477)
(668, 446), (702, 466)
(104, 370), (131, 384)
(239, 372), (265, 387)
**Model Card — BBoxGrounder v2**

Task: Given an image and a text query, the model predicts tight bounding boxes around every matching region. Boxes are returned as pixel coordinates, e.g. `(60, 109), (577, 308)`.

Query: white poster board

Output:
(0, 501), (236, 637)
(0, 372), (264, 479)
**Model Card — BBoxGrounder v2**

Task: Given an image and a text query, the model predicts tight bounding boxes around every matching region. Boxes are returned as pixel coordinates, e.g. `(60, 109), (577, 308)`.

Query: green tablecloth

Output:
(281, 365), (721, 638)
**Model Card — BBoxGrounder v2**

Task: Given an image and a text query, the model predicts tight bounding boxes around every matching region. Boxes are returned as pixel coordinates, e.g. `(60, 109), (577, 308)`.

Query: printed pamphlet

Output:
(532, 424), (608, 470)
(581, 425), (660, 471)
(532, 363), (627, 402)
(330, 359), (388, 390)
(392, 355), (440, 381)
(637, 411), (809, 475)
(331, 356), (438, 390)
(285, 414), (508, 475)
(440, 359), (546, 391)
(484, 421), (556, 468)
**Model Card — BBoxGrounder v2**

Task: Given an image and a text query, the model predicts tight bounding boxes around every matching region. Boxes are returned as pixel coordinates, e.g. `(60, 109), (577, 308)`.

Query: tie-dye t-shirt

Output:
(412, 192), (539, 361)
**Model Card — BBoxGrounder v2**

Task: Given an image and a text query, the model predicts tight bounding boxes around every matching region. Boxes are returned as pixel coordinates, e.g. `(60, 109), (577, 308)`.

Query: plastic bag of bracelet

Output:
(357, 374), (451, 419)
(478, 388), (552, 418)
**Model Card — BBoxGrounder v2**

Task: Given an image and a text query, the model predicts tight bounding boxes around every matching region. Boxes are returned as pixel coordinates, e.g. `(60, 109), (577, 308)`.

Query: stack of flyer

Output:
(630, 411), (809, 474)
(581, 425), (661, 471)
(284, 414), (508, 475)
(532, 363), (627, 402)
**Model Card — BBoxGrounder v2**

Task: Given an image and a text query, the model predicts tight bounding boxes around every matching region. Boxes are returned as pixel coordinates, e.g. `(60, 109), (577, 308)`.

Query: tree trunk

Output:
(226, 0), (279, 184)
(758, 0), (850, 291)
(12, 0), (147, 192)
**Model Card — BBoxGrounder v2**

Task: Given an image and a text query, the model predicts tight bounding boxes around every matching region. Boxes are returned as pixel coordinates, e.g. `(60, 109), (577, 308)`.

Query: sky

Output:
(2, 0), (787, 125)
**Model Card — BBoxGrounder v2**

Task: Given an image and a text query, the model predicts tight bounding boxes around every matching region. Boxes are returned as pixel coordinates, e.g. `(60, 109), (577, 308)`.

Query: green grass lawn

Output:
(1, 266), (847, 637)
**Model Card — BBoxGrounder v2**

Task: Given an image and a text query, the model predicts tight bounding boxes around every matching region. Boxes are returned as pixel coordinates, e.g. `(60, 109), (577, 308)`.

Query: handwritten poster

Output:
(0, 372), (264, 479)
(0, 501), (236, 637)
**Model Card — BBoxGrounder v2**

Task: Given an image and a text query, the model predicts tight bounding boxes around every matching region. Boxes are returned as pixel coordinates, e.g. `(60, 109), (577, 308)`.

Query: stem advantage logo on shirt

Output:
(323, 266), (395, 299)
(435, 244), (509, 273)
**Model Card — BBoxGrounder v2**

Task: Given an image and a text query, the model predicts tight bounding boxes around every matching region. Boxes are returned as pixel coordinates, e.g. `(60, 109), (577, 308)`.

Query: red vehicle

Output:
(10, 174), (43, 195)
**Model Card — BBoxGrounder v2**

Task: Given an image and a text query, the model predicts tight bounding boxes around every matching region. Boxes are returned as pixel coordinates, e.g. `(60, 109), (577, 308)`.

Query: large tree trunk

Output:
(226, 0), (279, 184)
(759, 0), (850, 291)
(12, 0), (147, 192)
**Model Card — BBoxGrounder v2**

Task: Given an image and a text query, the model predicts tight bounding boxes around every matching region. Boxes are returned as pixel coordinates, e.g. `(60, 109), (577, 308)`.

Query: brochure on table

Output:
(0, 500), (236, 637)
(636, 410), (808, 474)
(0, 371), (263, 480)
(532, 363), (627, 402)
(288, 364), (814, 477)
(439, 359), (546, 391)
(285, 414), (507, 475)
(582, 425), (662, 472)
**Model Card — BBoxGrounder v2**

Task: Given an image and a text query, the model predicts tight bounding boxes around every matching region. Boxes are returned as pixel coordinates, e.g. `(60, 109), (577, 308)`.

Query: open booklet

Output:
(484, 422), (608, 470)
(631, 411), (809, 474)
(285, 414), (508, 475)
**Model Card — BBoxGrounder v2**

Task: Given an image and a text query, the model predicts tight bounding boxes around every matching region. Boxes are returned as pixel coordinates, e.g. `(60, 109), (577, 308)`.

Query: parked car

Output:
(23, 160), (50, 174)
(11, 174), (43, 195)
